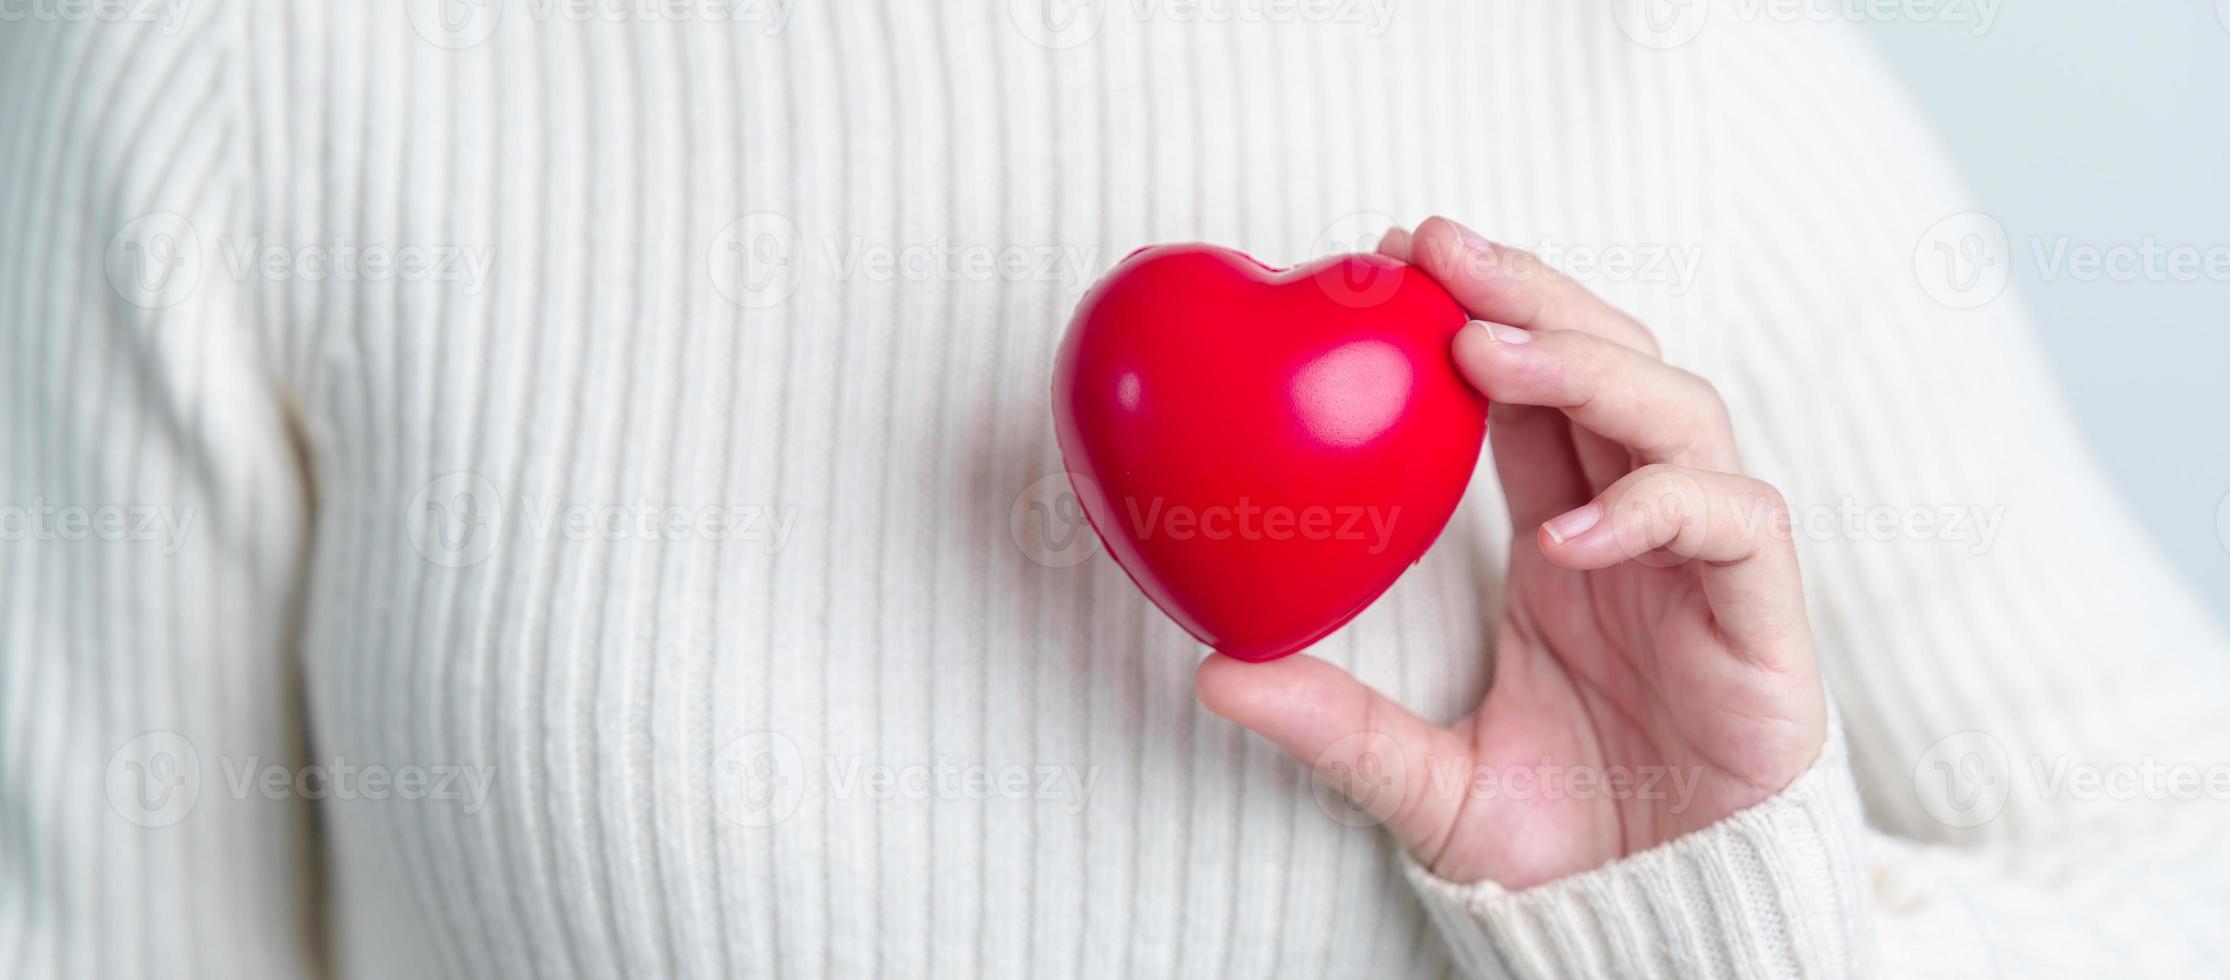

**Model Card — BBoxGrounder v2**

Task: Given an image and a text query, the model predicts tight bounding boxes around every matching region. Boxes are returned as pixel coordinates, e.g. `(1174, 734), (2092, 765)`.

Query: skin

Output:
(1194, 216), (1829, 889)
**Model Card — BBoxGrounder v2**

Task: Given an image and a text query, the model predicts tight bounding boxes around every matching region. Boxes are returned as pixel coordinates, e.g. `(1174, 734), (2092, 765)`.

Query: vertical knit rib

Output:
(7, 2), (2230, 978)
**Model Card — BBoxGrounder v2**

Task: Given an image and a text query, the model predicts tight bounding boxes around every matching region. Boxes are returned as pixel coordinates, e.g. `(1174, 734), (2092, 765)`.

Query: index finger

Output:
(1406, 216), (1662, 359)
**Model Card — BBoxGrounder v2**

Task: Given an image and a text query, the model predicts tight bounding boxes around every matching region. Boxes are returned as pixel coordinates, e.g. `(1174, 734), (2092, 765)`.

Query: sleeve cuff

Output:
(1403, 726), (1878, 979)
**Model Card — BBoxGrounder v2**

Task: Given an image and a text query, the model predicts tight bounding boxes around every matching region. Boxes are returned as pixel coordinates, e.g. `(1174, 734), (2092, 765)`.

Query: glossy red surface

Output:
(1052, 244), (1488, 662)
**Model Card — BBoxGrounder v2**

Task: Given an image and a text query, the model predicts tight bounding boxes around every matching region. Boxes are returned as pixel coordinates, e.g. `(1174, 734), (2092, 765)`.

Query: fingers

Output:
(1452, 321), (1739, 474)
(1485, 404), (1592, 533)
(1537, 465), (1812, 657)
(1407, 216), (1661, 358)
(1376, 225), (1412, 262)
(1196, 653), (1470, 863)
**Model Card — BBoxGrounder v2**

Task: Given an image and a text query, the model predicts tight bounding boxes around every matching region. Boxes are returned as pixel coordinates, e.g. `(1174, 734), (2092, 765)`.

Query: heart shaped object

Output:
(1052, 243), (1487, 662)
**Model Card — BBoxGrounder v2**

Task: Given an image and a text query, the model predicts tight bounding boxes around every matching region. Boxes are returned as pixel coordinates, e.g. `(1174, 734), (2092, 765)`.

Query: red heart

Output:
(1052, 244), (1487, 662)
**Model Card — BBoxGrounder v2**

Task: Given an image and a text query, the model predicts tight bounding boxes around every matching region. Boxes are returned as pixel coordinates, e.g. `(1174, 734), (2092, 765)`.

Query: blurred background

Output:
(1861, 5), (2230, 623)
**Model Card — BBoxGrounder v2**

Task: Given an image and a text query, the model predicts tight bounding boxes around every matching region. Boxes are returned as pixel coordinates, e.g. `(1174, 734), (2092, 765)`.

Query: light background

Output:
(1861, 6), (2230, 625)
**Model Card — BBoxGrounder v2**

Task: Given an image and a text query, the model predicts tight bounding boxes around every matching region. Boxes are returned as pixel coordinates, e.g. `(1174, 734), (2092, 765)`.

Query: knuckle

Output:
(1635, 325), (1664, 359)
(1737, 477), (1794, 544)
(1624, 461), (1677, 488)
(1672, 368), (1729, 425)
(1624, 464), (1705, 516)
(1626, 462), (1683, 493)
(1608, 464), (1703, 557)
(1746, 477), (1789, 509)
(1660, 368), (1733, 462)
(1679, 368), (1724, 407)
(1612, 311), (1664, 359)
(1703, 477), (1792, 553)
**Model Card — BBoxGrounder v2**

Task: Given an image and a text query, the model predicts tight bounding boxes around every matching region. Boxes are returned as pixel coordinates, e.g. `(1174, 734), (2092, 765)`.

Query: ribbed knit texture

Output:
(5, 2), (2229, 978)
(1407, 724), (1879, 977)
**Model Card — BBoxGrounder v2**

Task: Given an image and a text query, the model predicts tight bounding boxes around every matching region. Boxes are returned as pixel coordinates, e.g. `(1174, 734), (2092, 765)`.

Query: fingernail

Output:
(1450, 218), (1494, 254)
(1542, 502), (1602, 544)
(1468, 320), (1532, 345)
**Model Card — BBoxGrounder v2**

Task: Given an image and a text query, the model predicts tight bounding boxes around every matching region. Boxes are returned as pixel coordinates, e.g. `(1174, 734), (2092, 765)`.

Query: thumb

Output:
(1195, 653), (1471, 862)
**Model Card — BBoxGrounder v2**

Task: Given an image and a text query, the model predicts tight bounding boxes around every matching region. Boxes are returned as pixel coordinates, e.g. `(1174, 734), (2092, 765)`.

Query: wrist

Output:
(1402, 722), (1876, 979)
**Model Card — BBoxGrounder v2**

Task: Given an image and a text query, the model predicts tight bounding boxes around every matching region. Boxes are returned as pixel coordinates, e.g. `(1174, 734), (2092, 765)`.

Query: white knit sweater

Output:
(5, 2), (2229, 977)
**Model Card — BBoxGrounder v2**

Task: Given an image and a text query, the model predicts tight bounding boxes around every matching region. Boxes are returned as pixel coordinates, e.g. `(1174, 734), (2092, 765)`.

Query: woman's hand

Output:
(1195, 217), (1829, 889)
